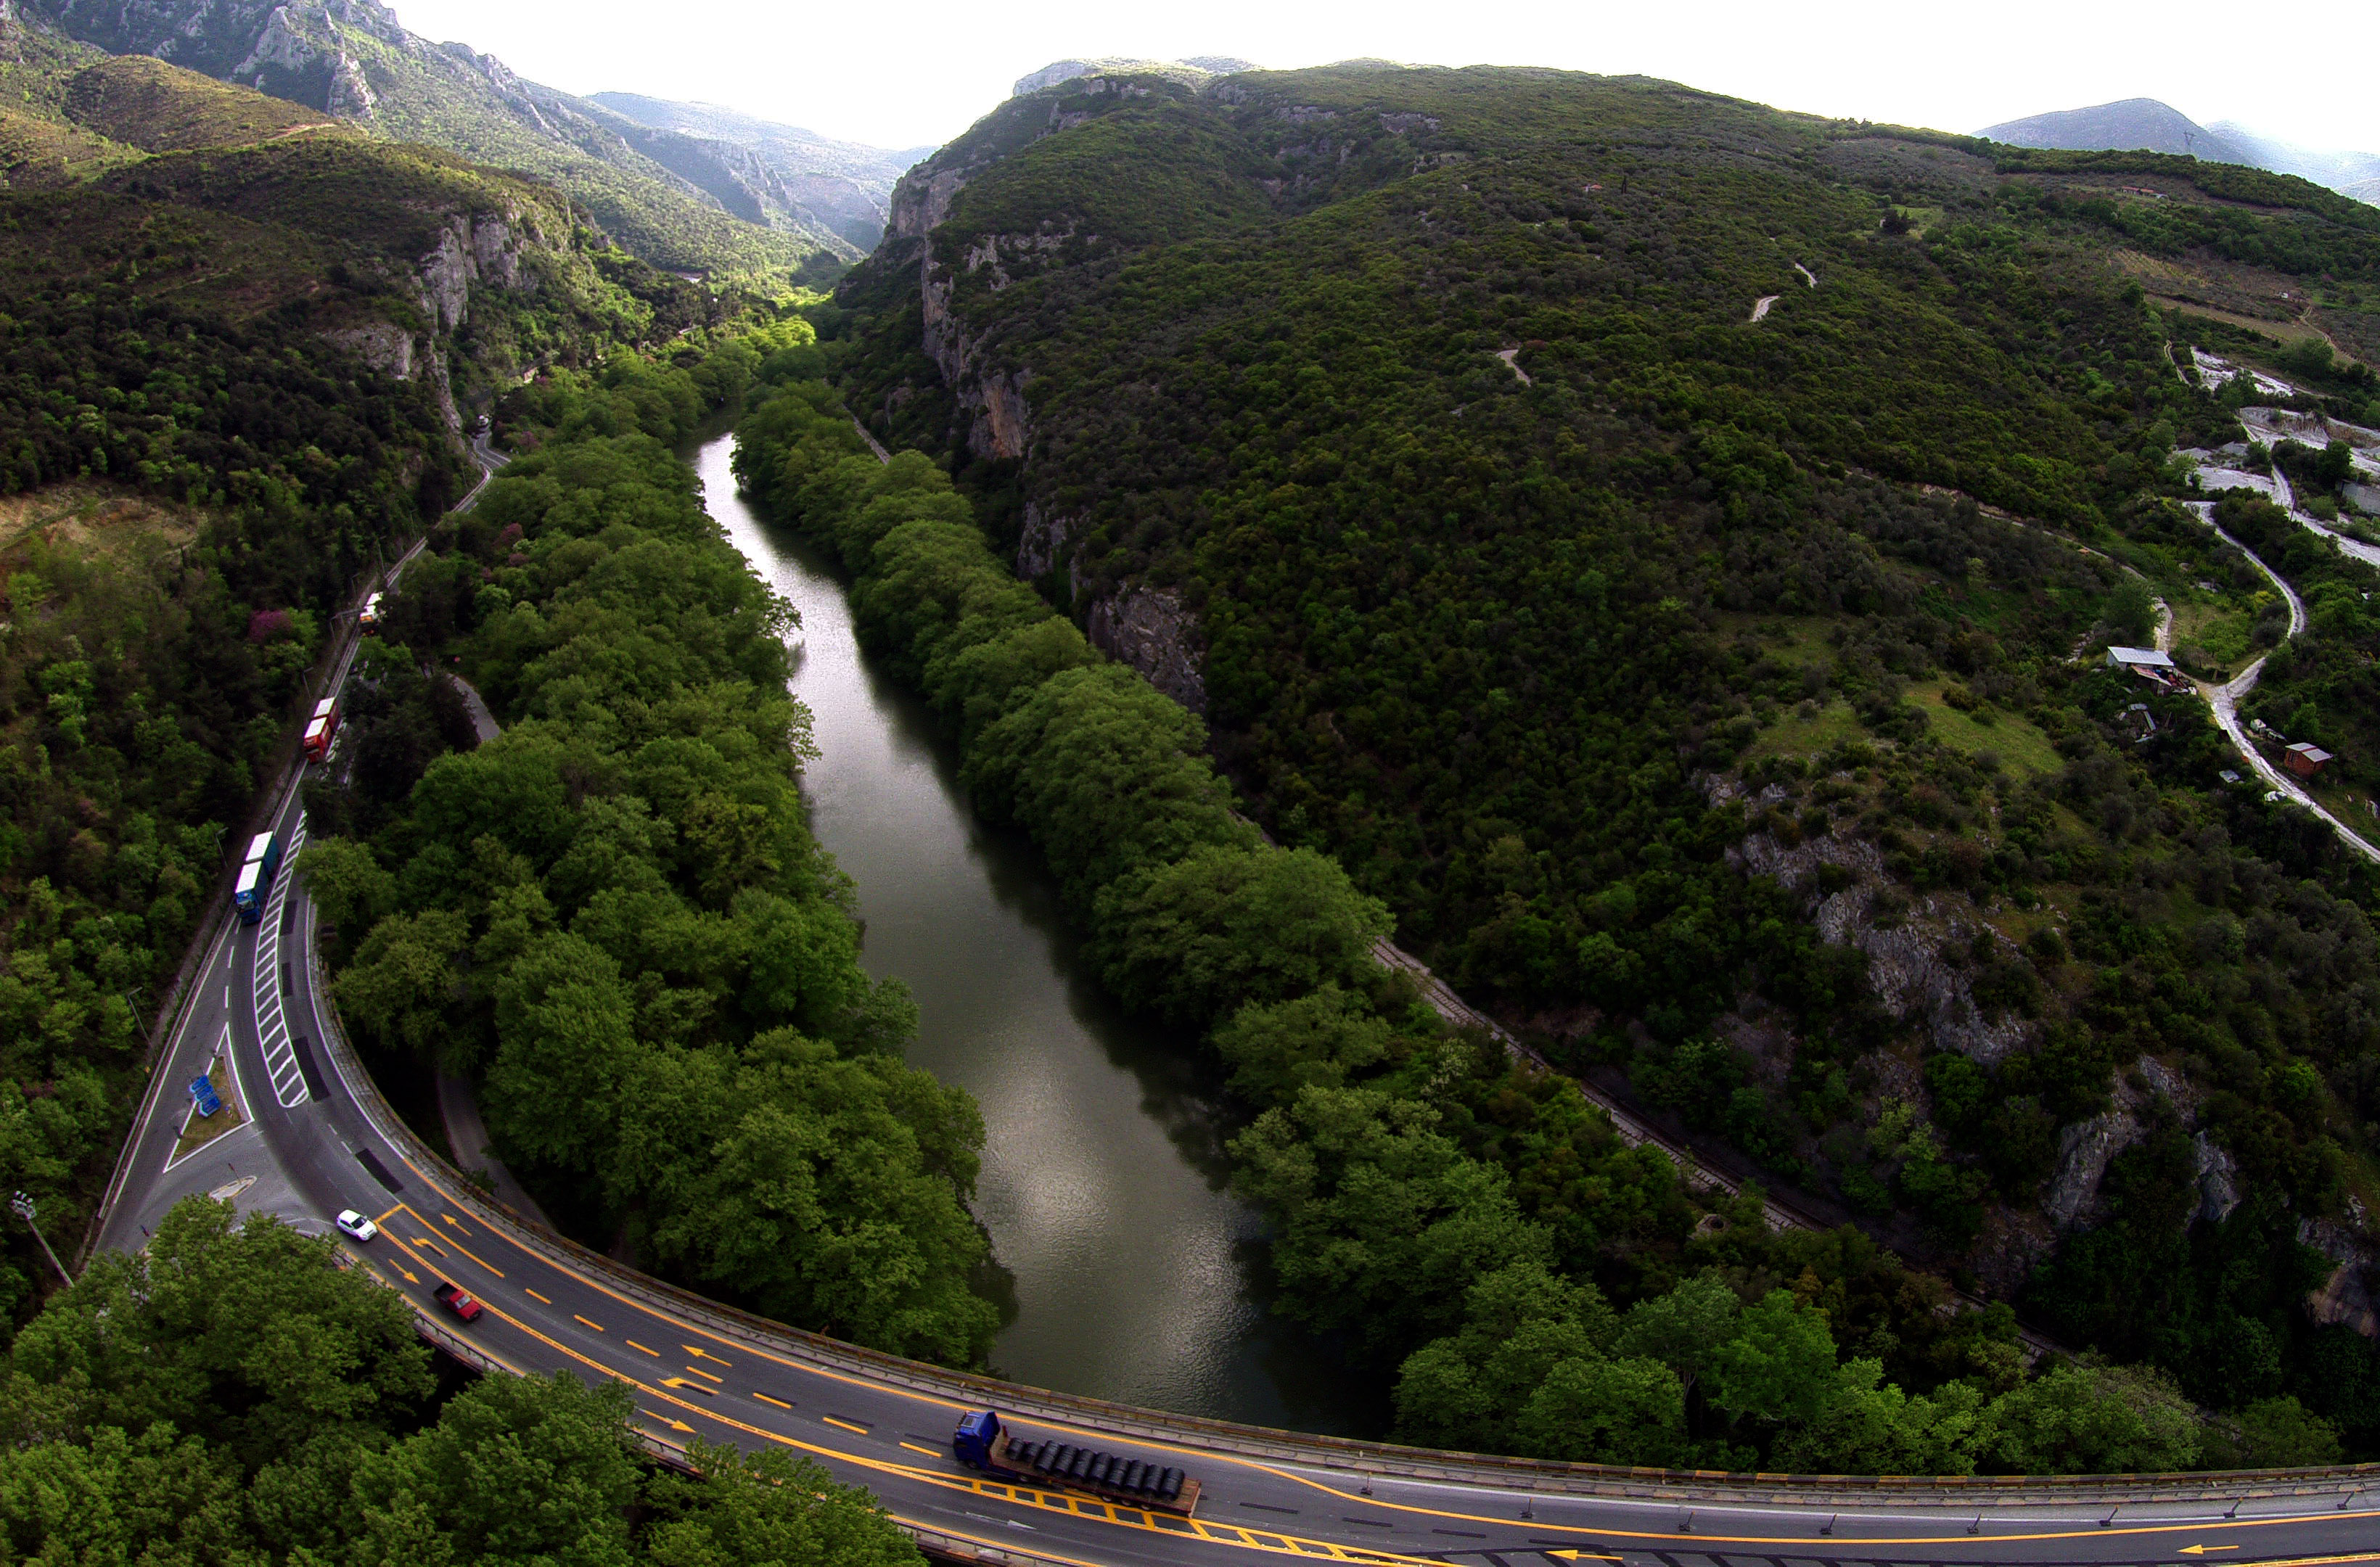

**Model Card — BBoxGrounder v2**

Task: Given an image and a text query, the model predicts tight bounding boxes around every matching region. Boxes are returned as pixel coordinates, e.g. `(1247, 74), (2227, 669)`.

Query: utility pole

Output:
(11, 1192), (68, 1284)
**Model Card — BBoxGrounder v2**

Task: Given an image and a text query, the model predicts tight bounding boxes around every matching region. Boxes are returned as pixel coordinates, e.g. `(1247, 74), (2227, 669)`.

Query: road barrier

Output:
(300, 916), (2380, 1509)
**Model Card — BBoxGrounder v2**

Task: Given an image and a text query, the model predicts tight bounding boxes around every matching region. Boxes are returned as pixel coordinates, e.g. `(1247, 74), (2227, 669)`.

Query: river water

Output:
(694, 434), (1374, 1434)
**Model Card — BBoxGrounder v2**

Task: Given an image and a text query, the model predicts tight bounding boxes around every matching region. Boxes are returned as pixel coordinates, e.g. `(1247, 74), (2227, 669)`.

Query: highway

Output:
(84, 452), (2380, 1567)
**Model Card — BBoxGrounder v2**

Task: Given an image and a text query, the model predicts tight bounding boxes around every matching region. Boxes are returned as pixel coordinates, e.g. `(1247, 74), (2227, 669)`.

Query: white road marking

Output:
(250, 821), (312, 1107)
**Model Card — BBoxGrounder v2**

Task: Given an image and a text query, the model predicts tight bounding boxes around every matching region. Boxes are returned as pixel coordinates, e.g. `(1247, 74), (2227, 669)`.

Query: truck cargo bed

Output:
(992, 1431), (1201, 1515)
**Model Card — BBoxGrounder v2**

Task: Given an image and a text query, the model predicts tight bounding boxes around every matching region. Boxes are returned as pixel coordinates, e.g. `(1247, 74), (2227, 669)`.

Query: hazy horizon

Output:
(385, 0), (2378, 161)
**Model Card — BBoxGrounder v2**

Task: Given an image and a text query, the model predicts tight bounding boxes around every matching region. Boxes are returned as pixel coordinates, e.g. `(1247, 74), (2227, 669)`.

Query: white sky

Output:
(385, 0), (2380, 157)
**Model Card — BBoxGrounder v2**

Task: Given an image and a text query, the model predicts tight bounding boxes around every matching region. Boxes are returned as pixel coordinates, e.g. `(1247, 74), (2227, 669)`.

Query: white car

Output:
(335, 1209), (379, 1243)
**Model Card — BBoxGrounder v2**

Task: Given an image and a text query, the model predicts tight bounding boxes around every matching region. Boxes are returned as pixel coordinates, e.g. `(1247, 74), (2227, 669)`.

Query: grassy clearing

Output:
(1909, 680), (2063, 775)
(170, 1054), (245, 1162)
(1744, 699), (1866, 761)
(0, 482), (205, 560)
(2169, 593), (2257, 667)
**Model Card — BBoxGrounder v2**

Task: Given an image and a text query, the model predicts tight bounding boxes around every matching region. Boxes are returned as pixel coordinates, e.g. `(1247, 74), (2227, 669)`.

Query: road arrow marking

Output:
(2179, 1548), (2240, 1556)
(684, 1345), (731, 1367)
(639, 1408), (696, 1434)
(398, 1267), (419, 1283)
(660, 1378), (717, 1398)
(1545, 1554), (1622, 1562)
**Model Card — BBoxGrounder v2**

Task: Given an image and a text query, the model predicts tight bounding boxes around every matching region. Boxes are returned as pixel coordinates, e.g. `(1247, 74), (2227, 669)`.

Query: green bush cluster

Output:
(0, 1197), (921, 1565)
(304, 331), (998, 1367)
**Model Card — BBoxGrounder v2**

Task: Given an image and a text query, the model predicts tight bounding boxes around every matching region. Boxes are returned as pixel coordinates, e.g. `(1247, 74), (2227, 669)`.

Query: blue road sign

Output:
(189, 1075), (222, 1118)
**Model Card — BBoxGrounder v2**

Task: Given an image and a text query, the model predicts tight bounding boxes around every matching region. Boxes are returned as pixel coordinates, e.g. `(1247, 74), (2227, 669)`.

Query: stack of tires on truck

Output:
(951, 1410), (1199, 1514)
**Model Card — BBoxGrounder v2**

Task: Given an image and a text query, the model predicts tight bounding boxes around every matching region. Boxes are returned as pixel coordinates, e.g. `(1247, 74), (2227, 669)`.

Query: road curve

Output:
(81, 451), (2380, 1567)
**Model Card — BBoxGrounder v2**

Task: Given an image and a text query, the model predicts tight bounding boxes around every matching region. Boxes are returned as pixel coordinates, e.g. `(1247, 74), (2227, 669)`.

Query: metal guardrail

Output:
(300, 924), (2380, 1508)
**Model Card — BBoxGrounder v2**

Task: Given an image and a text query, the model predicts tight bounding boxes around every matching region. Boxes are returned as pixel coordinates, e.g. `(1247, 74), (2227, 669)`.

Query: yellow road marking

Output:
(755, 1392), (794, 1410)
(574, 1315), (604, 1331)
(524, 1288), (550, 1304)
(440, 1212), (472, 1236)
(684, 1344), (731, 1367)
(376, 1145), (2380, 1556)
(625, 1340), (660, 1357)
(684, 1365), (723, 1384)
(396, 1204), (504, 1277)
(373, 1203), (403, 1223)
(413, 1236), (446, 1257)
(900, 1441), (940, 1457)
(660, 1377), (718, 1397)
(639, 1407), (695, 1434)
(822, 1415), (869, 1435)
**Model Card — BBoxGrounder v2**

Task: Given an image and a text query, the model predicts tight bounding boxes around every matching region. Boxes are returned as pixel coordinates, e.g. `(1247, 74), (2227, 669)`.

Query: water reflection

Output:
(694, 434), (1379, 1434)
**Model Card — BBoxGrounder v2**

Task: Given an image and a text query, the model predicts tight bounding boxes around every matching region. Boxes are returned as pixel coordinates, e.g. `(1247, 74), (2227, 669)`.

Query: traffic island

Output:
(168, 1051), (247, 1166)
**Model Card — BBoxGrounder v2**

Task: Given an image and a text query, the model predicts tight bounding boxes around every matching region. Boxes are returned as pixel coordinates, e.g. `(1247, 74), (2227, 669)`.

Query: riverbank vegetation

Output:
(0, 1195), (920, 1563)
(302, 327), (998, 1367)
(793, 58), (2380, 1463)
(731, 368), (2355, 1471)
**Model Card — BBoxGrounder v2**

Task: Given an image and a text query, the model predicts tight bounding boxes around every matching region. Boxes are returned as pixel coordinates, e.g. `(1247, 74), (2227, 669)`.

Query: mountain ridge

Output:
(17, 0), (848, 282)
(586, 90), (932, 251)
(1977, 96), (2379, 207)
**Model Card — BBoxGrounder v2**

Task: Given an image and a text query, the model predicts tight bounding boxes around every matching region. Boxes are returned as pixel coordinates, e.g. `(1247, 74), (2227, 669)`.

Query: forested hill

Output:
(16, 0), (851, 285)
(832, 62), (2380, 1449)
(0, 42), (761, 1321)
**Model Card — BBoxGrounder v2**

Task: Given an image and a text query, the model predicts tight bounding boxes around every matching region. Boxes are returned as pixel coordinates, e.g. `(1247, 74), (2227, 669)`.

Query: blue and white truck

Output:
(951, 1410), (1199, 1514)
(233, 831), (282, 925)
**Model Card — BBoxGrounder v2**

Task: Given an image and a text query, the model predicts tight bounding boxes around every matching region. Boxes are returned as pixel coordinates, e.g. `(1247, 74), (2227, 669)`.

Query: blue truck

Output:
(233, 831), (282, 925)
(951, 1410), (1199, 1515)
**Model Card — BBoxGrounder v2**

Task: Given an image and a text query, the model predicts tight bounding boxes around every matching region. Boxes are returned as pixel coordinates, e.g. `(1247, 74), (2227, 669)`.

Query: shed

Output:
(2106, 646), (2175, 671)
(2284, 742), (2334, 779)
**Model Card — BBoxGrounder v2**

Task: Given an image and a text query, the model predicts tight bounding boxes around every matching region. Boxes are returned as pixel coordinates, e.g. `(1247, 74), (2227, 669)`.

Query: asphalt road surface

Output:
(86, 456), (2380, 1567)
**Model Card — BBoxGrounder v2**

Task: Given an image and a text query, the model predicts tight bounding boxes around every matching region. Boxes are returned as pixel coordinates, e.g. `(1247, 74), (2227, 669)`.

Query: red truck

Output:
(302, 697), (340, 762)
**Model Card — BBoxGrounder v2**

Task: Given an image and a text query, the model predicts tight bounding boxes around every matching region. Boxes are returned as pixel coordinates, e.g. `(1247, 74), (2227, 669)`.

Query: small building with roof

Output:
(2284, 742), (2334, 779)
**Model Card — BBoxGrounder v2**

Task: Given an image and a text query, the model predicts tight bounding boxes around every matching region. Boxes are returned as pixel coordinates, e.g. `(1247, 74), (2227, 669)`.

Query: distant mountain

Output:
(2207, 120), (2380, 194)
(588, 92), (933, 252)
(1974, 96), (2380, 208)
(17, 0), (847, 284)
(1975, 98), (2249, 163)
(1012, 57), (1256, 97)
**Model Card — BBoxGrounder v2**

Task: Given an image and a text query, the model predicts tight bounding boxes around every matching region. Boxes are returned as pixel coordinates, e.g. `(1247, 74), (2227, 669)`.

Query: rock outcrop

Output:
(1086, 588), (1208, 714)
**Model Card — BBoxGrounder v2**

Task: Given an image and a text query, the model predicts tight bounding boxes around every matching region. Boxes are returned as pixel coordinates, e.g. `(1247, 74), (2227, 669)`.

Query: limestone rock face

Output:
(319, 321), (413, 379)
(2192, 1130), (2241, 1224)
(1086, 588), (1208, 714)
(2300, 1205), (2380, 1337)
(2045, 1111), (2145, 1230)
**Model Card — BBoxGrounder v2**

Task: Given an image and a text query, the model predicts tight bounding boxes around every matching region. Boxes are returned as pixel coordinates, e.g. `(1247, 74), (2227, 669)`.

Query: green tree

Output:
(348, 1374), (641, 1567)
(1096, 846), (1394, 1027)
(640, 1441), (924, 1567)
(1981, 1361), (2201, 1474)
(9, 1198), (432, 1467)
(1212, 985), (1400, 1107)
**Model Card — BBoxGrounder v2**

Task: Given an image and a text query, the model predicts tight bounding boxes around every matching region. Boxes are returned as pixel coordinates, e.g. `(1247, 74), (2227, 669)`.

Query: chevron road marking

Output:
(250, 823), (311, 1107)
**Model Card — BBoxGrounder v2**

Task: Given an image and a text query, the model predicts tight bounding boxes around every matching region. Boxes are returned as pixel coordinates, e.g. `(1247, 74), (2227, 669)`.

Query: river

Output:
(694, 433), (1377, 1434)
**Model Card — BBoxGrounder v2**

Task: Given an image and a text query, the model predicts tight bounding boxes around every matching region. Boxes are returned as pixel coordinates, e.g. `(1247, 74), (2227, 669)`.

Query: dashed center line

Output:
(823, 1415), (870, 1435)
(524, 1288), (551, 1304)
(754, 1392), (794, 1410)
(574, 1315), (604, 1331)
(626, 1340), (660, 1357)
(900, 1441), (941, 1457)
(684, 1365), (723, 1384)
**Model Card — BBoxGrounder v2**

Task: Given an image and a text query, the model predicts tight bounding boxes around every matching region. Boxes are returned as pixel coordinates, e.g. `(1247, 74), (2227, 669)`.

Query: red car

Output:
(432, 1282), (483, 1323)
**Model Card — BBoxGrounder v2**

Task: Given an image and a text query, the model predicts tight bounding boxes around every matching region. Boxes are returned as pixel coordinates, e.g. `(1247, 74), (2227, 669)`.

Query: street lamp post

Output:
(9, 1192), (69, 1284)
